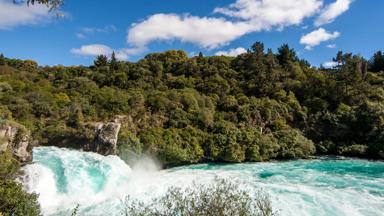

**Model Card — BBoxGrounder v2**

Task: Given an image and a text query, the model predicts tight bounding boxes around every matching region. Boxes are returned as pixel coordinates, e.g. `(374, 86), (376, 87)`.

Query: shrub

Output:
(274, 128), (316, 159)
(0, 151), (41, 216)
(139, 127), (205, 166)
(122, 179), (277, 216)
(0, 180), (41, 216)
(340, 144), (368, 157)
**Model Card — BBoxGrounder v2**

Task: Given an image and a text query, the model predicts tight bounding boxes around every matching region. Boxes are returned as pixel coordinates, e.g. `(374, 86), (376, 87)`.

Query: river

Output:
(21, 147), (384, 216)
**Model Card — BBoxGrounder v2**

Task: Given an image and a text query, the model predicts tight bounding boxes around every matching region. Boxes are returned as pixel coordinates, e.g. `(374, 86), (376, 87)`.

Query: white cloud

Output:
(109, 0), (351, 58)
(0, 0), (50, 30)
(300, 28), (340, 50)
(71, 44), (144, 60)
(214, 0), (323, 30)
(76, 25), (117, 38)
(127, 14), (251, 49)
(71, 44), (112, 56)
(127, 0), (324, 49)
(315, 0), (352, 26)
(114, 47), (147, 60)
(82, 25), (117, 34)
(327, 44), (336, 48)
(215, 47), (247, 57)
(322, 61), (338, 68)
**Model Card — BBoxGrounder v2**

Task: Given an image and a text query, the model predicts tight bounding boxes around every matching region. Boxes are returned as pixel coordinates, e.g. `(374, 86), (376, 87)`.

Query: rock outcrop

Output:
(0, 121), (33, 163)
(89, 120), (121, 156)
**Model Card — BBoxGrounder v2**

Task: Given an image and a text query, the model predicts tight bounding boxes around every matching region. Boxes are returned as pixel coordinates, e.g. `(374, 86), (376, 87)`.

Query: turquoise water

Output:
(21, 147), (384, 216)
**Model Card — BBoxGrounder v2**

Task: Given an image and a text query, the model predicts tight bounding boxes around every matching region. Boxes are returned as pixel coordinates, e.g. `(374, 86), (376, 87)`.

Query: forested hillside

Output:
(1, 42), (384, 166)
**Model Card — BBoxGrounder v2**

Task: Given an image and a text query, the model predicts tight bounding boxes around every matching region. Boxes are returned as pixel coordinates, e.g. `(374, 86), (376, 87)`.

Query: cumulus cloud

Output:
(214, 0), (323, 30)
(0, 0), (50, 30)
(71, 44), (144, 60)
(315, 0), (352, 26)
(322, 61), (338, 68)
(215, 47), (247, 57)
(300, 28), (340, 50)
(127, 14), (251, 49)
(327, 44), (336, 48)
(127, 0), (324, 49)
(123, 0), (352, 58)
(71, 44), (112, 56)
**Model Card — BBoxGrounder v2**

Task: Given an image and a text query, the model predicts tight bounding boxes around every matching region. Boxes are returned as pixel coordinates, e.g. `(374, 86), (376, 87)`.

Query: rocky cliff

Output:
(0, 121), (34, 163)
(0, 117), (123, 163)
(88, 121), (121, 155)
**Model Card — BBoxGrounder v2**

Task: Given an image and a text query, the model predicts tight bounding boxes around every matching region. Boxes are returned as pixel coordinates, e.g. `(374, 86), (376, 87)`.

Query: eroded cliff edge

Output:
(0, 119), (121, 163)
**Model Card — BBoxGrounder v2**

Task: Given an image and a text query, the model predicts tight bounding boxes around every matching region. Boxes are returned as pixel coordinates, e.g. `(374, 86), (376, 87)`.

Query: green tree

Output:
(110, 51), (118, 70)
(276, 44), (297, 68)
(0, 151), (41, 216)
(369, 51), (384, 72)
(0, 54), (5, 66)
(94, 55), (109, 68)
(251, 41), (264, 57)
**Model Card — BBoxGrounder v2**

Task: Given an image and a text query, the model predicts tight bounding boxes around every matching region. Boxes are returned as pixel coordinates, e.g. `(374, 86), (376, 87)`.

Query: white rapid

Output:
(21, 147), (384, 216)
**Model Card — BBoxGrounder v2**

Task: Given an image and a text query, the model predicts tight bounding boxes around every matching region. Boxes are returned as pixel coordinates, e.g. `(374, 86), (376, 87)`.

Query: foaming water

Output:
(21, 147), (384, 216)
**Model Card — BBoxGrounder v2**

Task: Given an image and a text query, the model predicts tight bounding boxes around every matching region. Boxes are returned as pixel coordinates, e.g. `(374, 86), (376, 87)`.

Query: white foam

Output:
(21, 147), (384, 216)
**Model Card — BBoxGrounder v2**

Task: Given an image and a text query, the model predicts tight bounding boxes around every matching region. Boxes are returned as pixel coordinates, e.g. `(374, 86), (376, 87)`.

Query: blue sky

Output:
(0, 0), (383, 67)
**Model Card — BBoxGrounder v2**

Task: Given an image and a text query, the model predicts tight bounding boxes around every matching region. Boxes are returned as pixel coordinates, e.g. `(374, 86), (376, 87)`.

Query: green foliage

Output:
(273, 129), (315, 159)
(139, 127), (205, 166)
(122, 179), (277, 216)
(369, 51), (384, 72)
(94, 55), (109, 68)
(0, 41), (383, 167)
(0, 151), (41, 216)
(71, 204), (80, 216)
(117, 129), (143, 163)
(276, 44), (298, 68)
(0, 180), (41, 216)
(339, 145), (368, 157)
(0, 151), (20, 180)
(0, 54), (5, 66)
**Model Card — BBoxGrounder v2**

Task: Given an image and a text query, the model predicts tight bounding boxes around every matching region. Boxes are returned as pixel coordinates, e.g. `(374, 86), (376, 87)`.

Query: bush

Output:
(273, 128), (316, 159)
(139, 127), (205, 166)
(340, 144), (368, 157)
(117, 129), (143, 163)
(122, 179), (277, 216)
(0, 151), (41, 216)
(0, 180), (41, 216)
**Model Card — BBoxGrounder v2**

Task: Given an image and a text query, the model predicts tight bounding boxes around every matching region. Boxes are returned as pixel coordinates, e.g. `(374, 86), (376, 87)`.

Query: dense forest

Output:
(1, 42), (384, 215)
(1, 42), (384, 166)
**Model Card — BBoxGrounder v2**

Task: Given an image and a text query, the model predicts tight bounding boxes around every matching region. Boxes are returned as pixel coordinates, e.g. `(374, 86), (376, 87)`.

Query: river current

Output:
(21, 147), (384, 216)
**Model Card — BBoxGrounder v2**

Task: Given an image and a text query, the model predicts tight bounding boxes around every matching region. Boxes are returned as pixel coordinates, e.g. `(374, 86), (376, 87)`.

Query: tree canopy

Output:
(1, 42), (383, 167)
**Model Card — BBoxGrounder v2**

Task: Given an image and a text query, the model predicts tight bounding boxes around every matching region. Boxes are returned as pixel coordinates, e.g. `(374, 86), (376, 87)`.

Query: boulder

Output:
(90, 121), (121, 155)
(0, 121), (33, 163)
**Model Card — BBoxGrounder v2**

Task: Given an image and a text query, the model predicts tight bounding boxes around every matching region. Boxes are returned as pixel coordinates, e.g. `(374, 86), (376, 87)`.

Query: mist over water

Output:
(21, 147), (384, 216)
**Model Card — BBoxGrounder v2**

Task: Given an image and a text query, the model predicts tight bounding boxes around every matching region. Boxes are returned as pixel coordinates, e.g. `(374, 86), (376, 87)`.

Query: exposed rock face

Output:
(0, 122), (33, 163)
(90, 121), (121, 156)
